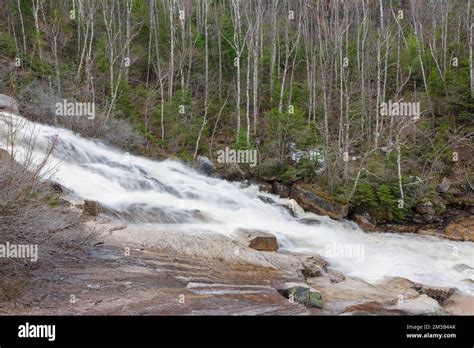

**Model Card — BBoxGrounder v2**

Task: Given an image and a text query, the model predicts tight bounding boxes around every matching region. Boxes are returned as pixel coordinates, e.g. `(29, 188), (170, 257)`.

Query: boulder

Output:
(0, 149), (25, 172)
(444, 216), (474, 242)
(391, 294), (443, 315)
(299, 255), (326, 278)
(272, 181), (290, 198)
(290, 184), (348, 220)
(83, 200), (102, 216)
(352, 213), (376, 231)
(248, 180), (272, 193)
(287, 199), (305, 217)
(195, 156), (215, 176)
(0, 94), (19, 114)
(328, 270), (345, 283)
(218, 163), (245, 181)
(416, 201), (436, 216)
(438, 177), (451, 193)
(235, 228), (278, 251)
(0, 148), (14, 164)
(277, 282), (323, 308)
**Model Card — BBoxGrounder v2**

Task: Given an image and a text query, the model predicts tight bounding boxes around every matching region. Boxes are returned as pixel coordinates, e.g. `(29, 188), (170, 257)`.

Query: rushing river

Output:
(1, 112), (473, 294)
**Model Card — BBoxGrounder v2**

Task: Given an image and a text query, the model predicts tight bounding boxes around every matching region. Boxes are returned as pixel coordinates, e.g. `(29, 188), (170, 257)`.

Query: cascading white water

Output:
(1, 112), (473, 294)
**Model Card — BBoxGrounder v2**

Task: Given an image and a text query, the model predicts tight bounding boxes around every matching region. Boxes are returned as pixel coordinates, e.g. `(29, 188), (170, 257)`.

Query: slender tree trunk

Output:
(194, 0), (209, 158)
(17, 0), (27, 56)
(169, 0), (175, 101)
(469, 0), (474, 98)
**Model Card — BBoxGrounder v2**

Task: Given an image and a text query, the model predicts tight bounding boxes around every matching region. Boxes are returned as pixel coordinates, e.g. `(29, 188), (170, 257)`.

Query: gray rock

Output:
(438, 177), (451, 193)
(0, 94), (19, 114)
(195, 156), (215, 176)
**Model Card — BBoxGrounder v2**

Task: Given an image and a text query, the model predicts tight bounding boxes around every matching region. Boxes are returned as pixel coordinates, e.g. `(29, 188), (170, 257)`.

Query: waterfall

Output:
(1, 111), (473, 294)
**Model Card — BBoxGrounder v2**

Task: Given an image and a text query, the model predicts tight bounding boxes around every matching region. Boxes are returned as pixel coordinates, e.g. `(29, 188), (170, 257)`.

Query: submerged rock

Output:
(290, 184), (348, 220)
(277, 282), (323, 308)
(298, 218), (321, 225)
(235, 228), (278, 251)
(257, 195), (276, 204)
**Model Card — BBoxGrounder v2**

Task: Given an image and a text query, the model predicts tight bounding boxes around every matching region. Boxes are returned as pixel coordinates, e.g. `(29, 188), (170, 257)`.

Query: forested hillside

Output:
(0, 0), (472, 224)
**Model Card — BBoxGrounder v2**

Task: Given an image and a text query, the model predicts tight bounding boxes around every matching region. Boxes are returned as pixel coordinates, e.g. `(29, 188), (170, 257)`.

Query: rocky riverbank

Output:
(1, 196), (472, 315)
(194, 157), (473, 244)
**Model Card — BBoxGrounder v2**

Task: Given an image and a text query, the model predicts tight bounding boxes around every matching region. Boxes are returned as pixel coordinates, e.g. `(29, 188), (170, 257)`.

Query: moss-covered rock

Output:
(277, 282), (323, 308)
(290, 184), (348, 220)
